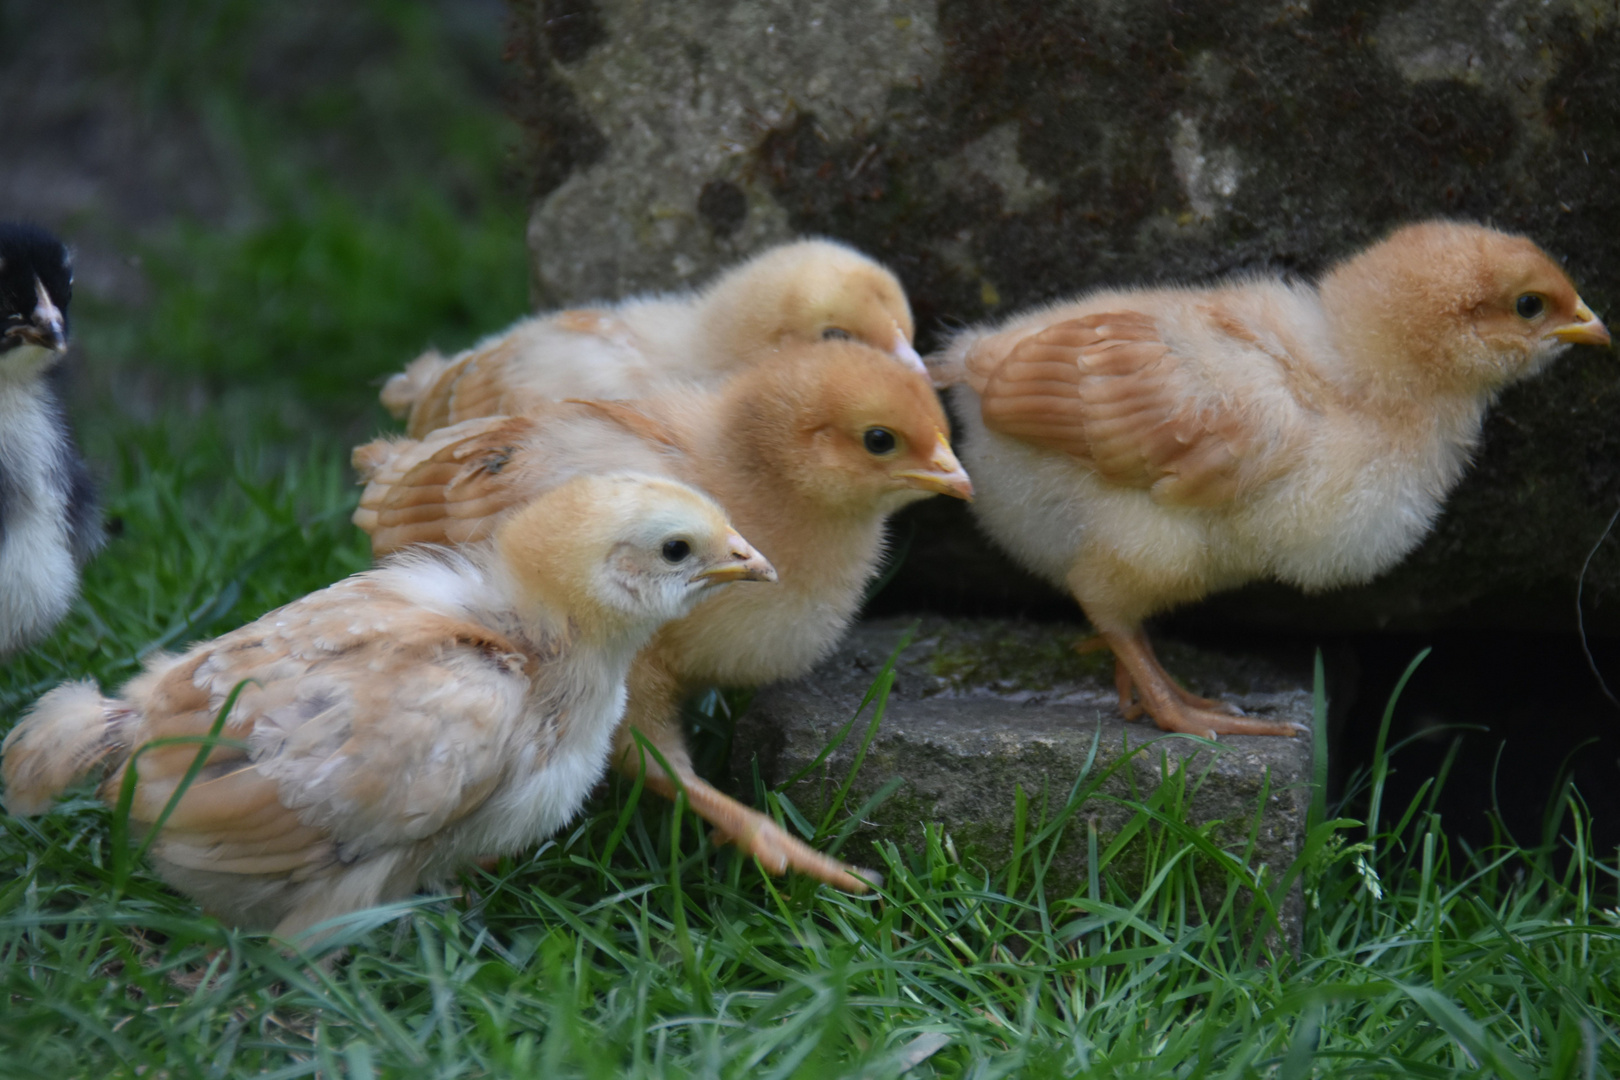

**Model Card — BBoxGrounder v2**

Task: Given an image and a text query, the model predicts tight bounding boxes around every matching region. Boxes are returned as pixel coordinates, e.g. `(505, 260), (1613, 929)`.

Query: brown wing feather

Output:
(400, 352), (463, 437)
(112, 584), (539, 872)
(399, 339), (525, 438)
(354, 417), (544, 554)
(357, 400), (687, 556)
(437, 338), (541, 433)
(976, 314), (1254, 508)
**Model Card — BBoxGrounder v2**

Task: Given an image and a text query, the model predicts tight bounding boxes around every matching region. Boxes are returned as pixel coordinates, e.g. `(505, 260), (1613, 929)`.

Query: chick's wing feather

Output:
(120, 582), (538, 873)
(410, 336), (543, 437)
(355, 417), (543, 551)
(355, 402), (688, 555)
(974, 313), (1262, 508)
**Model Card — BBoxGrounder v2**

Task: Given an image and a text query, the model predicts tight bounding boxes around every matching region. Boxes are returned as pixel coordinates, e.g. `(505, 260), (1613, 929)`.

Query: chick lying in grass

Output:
(381, 238), (924, 438)
(1, 473), (774, 940)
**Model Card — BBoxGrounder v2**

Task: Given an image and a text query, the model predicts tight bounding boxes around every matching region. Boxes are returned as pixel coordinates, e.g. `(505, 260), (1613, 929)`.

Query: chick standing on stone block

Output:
(932, 220), (1610, 739)
(352, 341), (972, 891)
(1, 473), (775, 940)
(0, 223), (101, 656)
(379, 238), (925, 438)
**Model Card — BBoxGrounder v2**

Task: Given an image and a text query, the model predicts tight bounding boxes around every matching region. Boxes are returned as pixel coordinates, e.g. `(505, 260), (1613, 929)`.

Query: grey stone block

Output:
(509, 0), (1620, 632)
(732, 617), (1315, 944)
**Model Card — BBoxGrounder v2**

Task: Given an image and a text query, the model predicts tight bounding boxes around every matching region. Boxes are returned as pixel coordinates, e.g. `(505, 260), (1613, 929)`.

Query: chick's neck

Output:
(487, 527), (651, 655)
(1315, 273), (1498, 459)
(1317, 244), (1528, 400)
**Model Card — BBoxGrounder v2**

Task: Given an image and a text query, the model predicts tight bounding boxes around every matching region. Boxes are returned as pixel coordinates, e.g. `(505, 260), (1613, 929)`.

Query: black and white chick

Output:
(0, 223), (100, 657)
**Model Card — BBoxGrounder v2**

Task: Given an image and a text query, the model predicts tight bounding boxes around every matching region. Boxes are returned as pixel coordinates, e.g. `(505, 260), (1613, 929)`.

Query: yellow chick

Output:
(382, 239), (924, 438)
(353, 341), (972, 889)
(932, 220), (1610, 739)
(2, 473), (775, 939)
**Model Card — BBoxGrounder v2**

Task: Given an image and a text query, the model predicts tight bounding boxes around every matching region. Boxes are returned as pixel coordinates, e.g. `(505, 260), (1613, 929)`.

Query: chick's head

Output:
(0, 222), (71, 371)
(731, 342), (973, 514)
(496, 473), (775, 637)
(1325, 220), (1609, 393)
(705, 239), (923, 372)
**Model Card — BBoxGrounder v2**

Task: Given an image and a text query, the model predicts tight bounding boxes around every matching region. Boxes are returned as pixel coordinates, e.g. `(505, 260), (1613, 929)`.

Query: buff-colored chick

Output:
(2, 473), (774, 940)
(381, 239), (924, 438)
(353, 341), (972, 889)
(932, 220), (1610, 739)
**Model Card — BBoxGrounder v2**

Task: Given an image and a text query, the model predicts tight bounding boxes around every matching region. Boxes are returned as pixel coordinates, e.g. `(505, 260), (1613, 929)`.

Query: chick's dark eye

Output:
(862, 427), (897, 455)
(822, 327), (853, 341)
(661, 539), (691, 564)
(1515, 294), (1545, 319)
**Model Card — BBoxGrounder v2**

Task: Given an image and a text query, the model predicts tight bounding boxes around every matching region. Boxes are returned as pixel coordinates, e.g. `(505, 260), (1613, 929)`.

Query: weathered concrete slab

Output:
(509, 0), (1620, 633)
(732, 617), (1314, 942)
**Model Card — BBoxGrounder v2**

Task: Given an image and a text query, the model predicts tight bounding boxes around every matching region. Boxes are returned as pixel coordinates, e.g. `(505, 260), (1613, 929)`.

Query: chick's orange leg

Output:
(1071, 635), (1144, 718)
(635, 766), (881, 893)
(1125, 632), (1246, 715)
(613, 682), (881, 892)
(1100, 628), (1304, 739)
(1076, 633), (1234, 718)
(1113, 656), (1145, 721)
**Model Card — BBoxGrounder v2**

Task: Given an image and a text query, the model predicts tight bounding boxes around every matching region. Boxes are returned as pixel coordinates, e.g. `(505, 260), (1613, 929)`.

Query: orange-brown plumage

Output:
(933, 220), (1609, 739)
(354, 341), (972, 889)
(382, 239), (924, 438)
(3, 474), (775, 939)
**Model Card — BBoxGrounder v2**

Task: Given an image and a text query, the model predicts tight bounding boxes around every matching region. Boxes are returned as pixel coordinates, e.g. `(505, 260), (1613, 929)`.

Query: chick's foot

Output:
(1141, 697), (1304, 739)
(1077, 634), (1245, 719)
(647, 771), (882, 892)
(1101, 629), (1303, 739)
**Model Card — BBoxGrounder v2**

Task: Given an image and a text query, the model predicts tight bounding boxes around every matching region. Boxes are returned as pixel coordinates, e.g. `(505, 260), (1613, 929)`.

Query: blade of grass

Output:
(110, 678), (257, 890)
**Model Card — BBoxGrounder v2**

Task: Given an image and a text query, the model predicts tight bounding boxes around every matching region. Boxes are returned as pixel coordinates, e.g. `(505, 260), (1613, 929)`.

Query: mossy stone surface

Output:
(732, 617), (1313, 942)
(510, 0), (1620, 631)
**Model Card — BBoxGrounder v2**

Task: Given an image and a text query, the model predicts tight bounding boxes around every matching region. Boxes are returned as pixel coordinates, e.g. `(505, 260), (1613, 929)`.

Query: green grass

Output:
(129, 187), (529, 414)
(4, 477), (1620, 1077)
(68, 0), (533, 423)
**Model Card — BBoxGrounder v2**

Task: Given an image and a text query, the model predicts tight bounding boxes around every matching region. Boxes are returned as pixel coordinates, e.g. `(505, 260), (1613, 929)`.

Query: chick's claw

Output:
(1145, 700), (1305, 740)
(643, 768), (881, 893)
(1113, 660), (1144, 721)
(710, 810), (883, 893)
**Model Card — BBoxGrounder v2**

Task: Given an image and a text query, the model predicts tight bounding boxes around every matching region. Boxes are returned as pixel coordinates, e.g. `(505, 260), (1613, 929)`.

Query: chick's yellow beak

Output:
(693, 531), (778, 585)
(1550, 298), (1611, 347)
(893, 432), (974, 501)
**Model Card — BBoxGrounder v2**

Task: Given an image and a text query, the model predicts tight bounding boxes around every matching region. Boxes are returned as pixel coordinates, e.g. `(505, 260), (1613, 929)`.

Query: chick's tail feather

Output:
(379, 349), (449, 419)
(2, 681), (127, 815)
